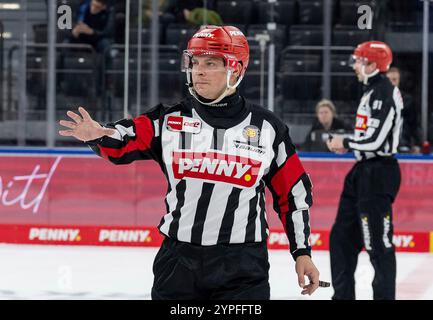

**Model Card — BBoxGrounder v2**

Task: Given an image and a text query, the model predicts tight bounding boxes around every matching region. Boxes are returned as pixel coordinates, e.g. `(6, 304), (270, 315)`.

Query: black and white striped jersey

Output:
(86, 93), (313, 260)
(343, 74), (404, 161)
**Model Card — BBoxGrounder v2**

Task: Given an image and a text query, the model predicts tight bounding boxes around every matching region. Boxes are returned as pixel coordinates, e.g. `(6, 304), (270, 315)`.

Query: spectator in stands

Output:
(66, 0), (115, 54)
(159, 0), (222, 26)
(302, 99), (351, 152)
(60, 0), (115, 96)
(386, 67), (422, 153)
(144, 0), (176, 26)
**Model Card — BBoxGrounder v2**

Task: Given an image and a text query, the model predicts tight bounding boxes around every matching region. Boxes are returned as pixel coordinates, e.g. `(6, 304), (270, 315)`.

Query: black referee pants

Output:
(330, 156), (401, 300)
(151, 237), (270, 300)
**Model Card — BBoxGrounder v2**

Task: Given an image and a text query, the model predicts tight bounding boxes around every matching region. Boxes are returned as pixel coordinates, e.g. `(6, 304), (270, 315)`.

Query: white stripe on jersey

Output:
(276, 141), (287, 168)
(177, 179), (203, 242)
(107, 129), (122, 141)
(201, 183), (232, 245)
(292, 210), (307, 249)
(292, 179), (309, 210)
(259, 120), (277, 167)
(106, 123), (134, 141)
(229, 188), (249, 243)
(349, 107), (395, 151)
(191, 108), (214, 151)
(392, 87), (404, 153)
(153, 120), (160, 137)
(364, 152), (376, 159)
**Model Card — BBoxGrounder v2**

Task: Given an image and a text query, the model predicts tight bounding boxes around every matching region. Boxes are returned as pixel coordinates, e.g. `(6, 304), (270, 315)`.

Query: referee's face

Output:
(191, 55), (240, 100)
(353, 59), (377, 82)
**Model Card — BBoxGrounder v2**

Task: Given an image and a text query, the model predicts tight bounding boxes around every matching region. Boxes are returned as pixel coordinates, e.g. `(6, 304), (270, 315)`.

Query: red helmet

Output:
(352, 41), (393, 72)
(183, 25), (250, 77)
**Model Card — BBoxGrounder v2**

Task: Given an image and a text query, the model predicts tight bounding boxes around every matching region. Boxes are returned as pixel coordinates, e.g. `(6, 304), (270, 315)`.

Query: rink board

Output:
(0, 148), (432, 252)
(0, 224), (430, 253)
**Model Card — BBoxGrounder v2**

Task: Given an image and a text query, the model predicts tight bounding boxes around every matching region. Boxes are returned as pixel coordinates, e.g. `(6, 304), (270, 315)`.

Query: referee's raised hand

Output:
(59, 107), (116, 142)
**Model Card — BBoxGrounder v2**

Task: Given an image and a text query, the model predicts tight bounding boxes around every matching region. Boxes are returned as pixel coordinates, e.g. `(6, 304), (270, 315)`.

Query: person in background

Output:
(144, 0), (176, 26)
(386, 67), (422, 153)
(302, 99), (351, 152)
(143, 0), (222, 26)
(60, 0), (115, 97)
(68, 0), (114, 54)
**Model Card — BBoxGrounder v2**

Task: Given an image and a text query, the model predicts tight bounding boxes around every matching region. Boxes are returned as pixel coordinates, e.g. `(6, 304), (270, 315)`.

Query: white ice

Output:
(0, 244), (431, 300)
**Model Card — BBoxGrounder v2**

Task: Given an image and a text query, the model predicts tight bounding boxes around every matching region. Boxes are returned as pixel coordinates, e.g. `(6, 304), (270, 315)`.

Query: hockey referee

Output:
(59, 25), (321, 300)
(327, 41), (403, 300)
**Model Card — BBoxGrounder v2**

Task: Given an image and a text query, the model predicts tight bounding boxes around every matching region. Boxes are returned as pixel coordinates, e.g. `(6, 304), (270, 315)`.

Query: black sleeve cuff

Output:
(343, 138), (351, 150)
(85, 137), (103, 146)
(291, 248), (312, 261)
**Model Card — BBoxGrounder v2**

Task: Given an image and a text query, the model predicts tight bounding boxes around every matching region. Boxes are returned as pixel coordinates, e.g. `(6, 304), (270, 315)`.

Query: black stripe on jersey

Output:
(190, 182), (215, 244)
(217, 187), (242, 244)
(212, 128), (226, 150)
(287, 174), (312, 213)
(179, 110), (193, 149)
(259, 190), (268, 240)
(282, 210), (297, 253)
(301, 174), (313, 207)
(184, 132), (192, 149)
(168, 179), (186, 238)
(157, 182), (172, 231)
(302, 209), (311, 248)
(180, 131), (192, 149)
(245, 185), (261, 242)
(88, 145), (102, 157)
(107, 150), (154, 164)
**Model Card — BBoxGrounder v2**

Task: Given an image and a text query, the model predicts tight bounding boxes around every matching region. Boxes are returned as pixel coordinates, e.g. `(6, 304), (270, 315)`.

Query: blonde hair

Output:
(315, 99), (336, 116)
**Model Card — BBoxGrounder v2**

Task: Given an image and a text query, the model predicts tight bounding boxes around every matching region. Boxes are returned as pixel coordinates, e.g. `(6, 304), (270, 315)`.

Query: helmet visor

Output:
(348, 54), (369, 68)
(181, 49), (239, 72)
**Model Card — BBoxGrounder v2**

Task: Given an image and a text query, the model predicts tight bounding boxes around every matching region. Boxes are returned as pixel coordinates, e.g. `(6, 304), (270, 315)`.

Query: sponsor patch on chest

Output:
(172, 151), (262, 188)
(166, 116), (201, 134)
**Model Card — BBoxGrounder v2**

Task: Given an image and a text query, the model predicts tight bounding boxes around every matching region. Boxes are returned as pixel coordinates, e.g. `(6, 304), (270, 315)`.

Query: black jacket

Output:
(342, 74), (404, 161)
(302, 118), (351, 152)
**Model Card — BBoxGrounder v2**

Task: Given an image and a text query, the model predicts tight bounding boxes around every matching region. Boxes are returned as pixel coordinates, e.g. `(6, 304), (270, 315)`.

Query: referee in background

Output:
(327, 41), (403, 300)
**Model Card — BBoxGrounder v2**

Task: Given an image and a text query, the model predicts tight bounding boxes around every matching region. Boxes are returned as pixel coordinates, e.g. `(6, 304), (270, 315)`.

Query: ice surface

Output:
(0, 244), (431, 300)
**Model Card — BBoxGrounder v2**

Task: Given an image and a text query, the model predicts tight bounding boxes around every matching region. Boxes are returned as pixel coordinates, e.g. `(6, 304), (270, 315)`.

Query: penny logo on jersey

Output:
(172, 151), (262, 187)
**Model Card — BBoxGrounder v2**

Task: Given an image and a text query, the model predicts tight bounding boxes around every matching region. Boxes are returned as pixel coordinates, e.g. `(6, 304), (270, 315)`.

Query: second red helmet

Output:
(352, 40), (393, 73)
